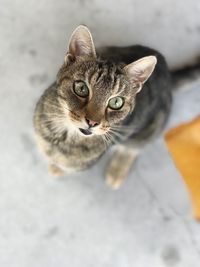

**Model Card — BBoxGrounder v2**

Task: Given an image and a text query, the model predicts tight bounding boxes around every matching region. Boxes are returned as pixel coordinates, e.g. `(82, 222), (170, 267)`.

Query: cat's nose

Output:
(85, 118), (99, 128)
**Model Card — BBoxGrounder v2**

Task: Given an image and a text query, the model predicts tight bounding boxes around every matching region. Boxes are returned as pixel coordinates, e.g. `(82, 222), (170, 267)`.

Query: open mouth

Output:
(79, 128), (92, 136)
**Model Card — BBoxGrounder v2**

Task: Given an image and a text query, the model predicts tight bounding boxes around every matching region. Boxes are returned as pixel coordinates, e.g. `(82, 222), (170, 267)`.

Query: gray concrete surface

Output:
(0, 1), (200, 266)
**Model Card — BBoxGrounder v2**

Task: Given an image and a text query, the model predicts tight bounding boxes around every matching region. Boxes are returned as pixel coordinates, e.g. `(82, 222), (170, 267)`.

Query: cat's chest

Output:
(54, 133), (107, 165)
(46, 126), (111, 170)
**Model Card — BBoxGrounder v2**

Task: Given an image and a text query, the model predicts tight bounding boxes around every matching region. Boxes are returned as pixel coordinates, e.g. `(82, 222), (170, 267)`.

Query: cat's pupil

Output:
(115, 99), (119, 106)
(108, 96), (124, 110)
(80, 85), (86, 92)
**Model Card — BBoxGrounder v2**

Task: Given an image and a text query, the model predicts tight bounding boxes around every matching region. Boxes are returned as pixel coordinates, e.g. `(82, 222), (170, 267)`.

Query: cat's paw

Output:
(105, 171), (125, 190)
(48, 164), (65, 177)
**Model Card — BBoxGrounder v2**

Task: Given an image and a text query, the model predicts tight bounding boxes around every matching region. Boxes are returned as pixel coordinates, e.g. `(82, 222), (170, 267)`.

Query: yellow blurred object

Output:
(164, 116), (200, 219)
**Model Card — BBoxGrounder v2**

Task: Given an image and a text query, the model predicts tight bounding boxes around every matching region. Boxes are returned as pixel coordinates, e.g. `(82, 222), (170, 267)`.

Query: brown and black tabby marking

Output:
(34, 25), (172, 189)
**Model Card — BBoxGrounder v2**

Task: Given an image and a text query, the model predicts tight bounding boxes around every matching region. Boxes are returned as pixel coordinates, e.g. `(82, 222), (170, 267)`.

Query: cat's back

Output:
(97, 45), (169, 77)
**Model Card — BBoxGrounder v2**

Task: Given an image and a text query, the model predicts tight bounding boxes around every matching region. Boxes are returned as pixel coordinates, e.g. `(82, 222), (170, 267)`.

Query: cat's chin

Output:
(79, 128), (93, 136)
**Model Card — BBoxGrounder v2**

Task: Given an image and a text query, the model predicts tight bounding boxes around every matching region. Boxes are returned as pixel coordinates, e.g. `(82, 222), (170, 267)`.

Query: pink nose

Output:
(86, 118), (99, 128)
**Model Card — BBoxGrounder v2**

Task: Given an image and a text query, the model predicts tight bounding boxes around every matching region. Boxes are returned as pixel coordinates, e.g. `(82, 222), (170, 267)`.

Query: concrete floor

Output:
(0, 1), (200, 266)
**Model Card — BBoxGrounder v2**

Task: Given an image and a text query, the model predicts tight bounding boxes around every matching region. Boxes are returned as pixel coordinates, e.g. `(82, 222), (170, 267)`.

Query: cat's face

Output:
(56, 26), (156, 137)
(57, 58), (136, 136)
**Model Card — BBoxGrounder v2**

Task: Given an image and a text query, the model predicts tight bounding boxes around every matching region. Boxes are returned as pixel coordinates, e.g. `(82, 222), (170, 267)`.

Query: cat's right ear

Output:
(64, 25), (96, 65)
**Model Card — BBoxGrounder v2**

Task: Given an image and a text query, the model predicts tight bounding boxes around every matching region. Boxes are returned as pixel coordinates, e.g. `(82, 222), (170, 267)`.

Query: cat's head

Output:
(56, 25), (157, 137)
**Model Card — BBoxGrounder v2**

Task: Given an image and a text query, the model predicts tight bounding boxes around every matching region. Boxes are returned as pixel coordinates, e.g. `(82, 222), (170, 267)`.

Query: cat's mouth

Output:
(79, 128), (92, 136)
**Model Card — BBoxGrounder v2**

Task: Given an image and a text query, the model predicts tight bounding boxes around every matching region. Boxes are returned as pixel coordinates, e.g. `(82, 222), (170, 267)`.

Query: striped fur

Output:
(33, 26), (172, 188)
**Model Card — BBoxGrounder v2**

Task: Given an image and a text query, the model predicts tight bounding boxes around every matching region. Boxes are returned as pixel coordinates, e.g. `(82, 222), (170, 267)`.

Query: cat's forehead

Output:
(76, 59), (129, 95)
(85, 59), (124, 79)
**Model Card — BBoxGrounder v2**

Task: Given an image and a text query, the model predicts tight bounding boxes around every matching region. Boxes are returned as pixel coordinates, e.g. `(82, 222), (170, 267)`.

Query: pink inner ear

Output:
(130, 69), (146, 83)
(125, 56), (157, 84)
(67, 26), (96, 58)
(69, 39), (79, 56)
(72, 40), (86, 56)
(133, 68), (144, 75)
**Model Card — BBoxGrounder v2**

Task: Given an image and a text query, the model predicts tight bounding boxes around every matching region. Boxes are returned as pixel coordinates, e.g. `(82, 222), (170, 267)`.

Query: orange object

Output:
(164, 116), (200, 219)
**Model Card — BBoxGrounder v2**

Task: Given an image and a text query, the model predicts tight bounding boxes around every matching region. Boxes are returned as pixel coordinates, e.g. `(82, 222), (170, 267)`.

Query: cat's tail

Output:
(171, 60), (200, 90)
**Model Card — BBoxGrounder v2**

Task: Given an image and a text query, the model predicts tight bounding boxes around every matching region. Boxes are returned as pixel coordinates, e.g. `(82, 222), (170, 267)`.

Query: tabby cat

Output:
(34, 25), (172, 189)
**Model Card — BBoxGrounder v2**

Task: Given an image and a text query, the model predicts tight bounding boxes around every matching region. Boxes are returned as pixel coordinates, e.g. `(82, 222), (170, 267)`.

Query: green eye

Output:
(73, 81), (89, 98)
(108, 96), (124, 110)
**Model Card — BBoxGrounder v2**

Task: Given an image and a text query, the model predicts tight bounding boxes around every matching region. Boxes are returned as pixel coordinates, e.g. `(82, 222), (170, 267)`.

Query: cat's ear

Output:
(124, 56), (157, 93)
(65, 25), (96, 64)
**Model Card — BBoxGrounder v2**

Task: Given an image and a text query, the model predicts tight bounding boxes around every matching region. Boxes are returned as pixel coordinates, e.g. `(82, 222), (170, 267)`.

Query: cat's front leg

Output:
(105, 145), (139, 189)
(48, 163), (65, 177)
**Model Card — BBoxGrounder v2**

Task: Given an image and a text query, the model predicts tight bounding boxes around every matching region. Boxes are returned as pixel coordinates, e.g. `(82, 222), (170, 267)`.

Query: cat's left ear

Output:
(65, 25), (96, 64)
(124, 56), (157, 93)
